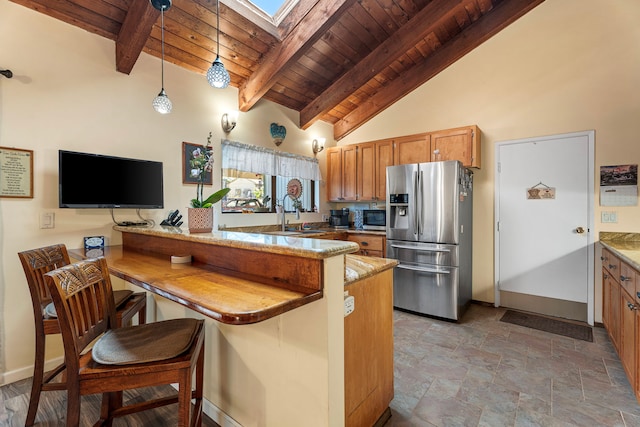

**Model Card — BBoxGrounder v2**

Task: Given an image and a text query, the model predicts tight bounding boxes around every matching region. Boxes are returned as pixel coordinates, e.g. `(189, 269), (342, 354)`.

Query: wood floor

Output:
(0, 380), (220, 426)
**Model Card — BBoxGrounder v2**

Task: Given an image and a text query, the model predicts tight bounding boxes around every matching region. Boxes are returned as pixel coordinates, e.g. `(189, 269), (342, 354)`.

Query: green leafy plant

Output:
(189, 132), (231, 208)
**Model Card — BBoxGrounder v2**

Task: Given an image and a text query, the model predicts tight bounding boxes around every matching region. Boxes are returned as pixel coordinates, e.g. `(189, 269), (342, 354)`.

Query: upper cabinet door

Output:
(430, 125), (481, 168)
(358, 142), (376, 201)
(342, 145), (358, 201)
(393, 133), (431, 165)
(326, 147), (343, 202)
(375, 140), (394, 201)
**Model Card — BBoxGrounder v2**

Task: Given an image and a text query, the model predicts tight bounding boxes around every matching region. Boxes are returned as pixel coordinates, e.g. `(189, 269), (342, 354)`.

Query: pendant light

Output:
(151, 0), (172, 114)
(206, 0), (230, 89)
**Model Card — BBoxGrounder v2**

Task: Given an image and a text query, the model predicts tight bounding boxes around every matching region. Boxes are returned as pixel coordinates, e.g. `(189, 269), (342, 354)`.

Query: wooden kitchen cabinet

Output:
(620, 287), (636, 383)
(430, 125), (481, 168)
(327, 145), (357, 201)
(357, 142), (376, 201)
(345, 268), (394, 427)
(393, 133), (431, 165)
(347, 234), (386, 258)
(327, 125), (480, 203)
(375, 139), (394, 200)
(601, 246), (640, 401)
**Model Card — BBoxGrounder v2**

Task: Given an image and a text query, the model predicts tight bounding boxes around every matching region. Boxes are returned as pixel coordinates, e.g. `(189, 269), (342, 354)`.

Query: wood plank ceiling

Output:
(9, 0), (545, 140)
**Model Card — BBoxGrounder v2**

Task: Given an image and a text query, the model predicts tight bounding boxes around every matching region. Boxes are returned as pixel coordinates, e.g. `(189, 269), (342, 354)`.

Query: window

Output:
(220, 140), (322, 214)
(221, 171), (318, 213)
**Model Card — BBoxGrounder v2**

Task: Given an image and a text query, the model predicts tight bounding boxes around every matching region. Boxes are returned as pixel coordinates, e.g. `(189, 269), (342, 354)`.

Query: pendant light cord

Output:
(216, 0), (221, 59)
(160, 7), (166, 89)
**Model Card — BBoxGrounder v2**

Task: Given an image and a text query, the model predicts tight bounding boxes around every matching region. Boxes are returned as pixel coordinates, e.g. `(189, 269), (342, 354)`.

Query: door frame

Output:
(494, 130), (595, 325)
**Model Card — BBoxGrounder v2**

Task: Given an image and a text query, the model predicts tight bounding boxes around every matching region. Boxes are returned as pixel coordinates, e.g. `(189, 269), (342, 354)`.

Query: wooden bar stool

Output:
(44, 257), (204, 427)
(18, 244), (147, 426)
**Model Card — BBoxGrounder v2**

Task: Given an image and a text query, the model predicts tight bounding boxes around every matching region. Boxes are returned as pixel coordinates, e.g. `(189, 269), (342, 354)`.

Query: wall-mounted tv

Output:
(59, 150), (164, 209)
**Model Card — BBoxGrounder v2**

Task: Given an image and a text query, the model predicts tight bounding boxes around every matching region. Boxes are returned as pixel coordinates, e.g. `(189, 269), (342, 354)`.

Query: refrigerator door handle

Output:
(418, 170), (424, 235)
(397, 264), (450, 275)
(390, 244), (451, 253)
(413, 171), (419, 237)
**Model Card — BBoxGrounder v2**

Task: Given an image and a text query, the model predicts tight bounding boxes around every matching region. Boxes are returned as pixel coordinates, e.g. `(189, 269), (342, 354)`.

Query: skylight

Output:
(251, 0), (286, 16)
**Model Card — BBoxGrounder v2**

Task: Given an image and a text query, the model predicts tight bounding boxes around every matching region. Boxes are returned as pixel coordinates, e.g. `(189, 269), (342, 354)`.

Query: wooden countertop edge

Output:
(69, 247), (324, 325)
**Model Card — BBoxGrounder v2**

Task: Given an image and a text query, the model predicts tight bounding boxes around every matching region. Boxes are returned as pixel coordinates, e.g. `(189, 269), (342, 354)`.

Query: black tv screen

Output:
(59, 150), (164, 209)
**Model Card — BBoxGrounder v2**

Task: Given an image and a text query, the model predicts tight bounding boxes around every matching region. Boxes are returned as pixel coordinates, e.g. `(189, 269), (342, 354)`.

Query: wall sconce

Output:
(221, 111), (238, 133)
(312, 138), (326, 155)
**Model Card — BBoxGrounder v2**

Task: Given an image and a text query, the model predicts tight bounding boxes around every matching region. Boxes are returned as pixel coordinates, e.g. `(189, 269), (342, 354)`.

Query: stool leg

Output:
(26, 331), (46, 426)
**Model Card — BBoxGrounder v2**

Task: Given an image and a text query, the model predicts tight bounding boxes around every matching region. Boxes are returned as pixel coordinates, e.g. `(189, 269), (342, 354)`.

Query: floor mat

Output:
(500, 310), (593, 342)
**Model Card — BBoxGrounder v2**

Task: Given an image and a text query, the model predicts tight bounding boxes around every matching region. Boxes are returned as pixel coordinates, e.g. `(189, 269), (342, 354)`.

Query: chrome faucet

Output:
(281, 193), (300, 231)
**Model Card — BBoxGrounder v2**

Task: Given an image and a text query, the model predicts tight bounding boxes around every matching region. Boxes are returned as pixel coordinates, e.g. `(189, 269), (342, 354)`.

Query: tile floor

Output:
(385, 303), (640, 427)
(3, 303), (640, 426)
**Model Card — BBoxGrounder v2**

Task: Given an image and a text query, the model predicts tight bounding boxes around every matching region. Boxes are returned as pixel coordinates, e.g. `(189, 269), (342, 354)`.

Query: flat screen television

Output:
(59, 150), (164, 209)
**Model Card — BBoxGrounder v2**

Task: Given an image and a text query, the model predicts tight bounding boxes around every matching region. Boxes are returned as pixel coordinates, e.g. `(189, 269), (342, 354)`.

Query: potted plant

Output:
(188, 132), (230, 232)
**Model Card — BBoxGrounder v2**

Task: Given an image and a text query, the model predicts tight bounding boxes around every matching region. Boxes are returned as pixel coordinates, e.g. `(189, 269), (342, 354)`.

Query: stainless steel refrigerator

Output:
(386, 160), (473, 320)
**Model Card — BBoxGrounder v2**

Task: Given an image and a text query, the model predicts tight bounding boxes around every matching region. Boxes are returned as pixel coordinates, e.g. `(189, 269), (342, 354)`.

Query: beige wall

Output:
(341, 0), (640, 314)
(0, 0), (333, 384)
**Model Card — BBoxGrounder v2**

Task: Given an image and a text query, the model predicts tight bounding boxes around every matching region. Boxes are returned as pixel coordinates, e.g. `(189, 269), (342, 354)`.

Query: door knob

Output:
(575, 227), (585, 234)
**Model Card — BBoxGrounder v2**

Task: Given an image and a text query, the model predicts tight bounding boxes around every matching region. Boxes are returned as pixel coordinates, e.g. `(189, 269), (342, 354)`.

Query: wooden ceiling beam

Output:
(299, 0), (466, 130)
(333, 0), (545, 140)
(237, 0), (358, 112)
(116, 0), (159, 74)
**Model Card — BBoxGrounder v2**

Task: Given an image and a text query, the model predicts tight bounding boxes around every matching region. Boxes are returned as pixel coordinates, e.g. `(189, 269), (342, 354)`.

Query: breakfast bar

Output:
(69, 225), (396, 427)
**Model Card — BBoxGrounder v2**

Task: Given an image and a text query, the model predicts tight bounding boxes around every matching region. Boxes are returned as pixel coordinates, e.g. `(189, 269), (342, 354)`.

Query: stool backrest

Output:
(19, 244), (71, 317)
(44, 257), (116, 366)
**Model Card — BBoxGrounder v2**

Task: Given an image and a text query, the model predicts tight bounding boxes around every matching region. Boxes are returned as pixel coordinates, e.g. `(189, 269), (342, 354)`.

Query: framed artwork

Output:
(182, 142), (212, 185)
(0, 146), (34, 198)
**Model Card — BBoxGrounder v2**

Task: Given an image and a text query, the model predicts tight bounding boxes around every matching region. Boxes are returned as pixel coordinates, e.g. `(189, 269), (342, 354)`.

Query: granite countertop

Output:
(600, 232), (640, 270)
(114, 225), (359, 259)
(344, 254), (398, 285)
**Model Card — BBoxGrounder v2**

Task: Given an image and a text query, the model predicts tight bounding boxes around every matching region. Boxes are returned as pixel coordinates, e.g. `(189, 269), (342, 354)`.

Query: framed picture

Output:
(182, 142), (212, 185)
(0, 146), (34, 198)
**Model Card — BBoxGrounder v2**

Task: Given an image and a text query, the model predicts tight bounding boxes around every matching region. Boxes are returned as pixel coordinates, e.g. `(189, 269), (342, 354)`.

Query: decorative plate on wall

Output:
(287, 178), (302, 198)
(270, 123), (286, 146)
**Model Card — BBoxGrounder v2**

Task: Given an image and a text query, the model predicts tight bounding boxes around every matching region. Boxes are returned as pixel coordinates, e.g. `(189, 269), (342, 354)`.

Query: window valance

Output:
(221, 139), (322, 181)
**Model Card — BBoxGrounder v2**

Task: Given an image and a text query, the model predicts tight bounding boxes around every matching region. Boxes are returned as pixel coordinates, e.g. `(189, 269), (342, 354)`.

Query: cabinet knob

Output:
(621, 275), (631, 282)
(609, 264), (617, 270)
(604, 273), (609, 279)
(627, 302), (638, 311)
(361, 241), (369, 246)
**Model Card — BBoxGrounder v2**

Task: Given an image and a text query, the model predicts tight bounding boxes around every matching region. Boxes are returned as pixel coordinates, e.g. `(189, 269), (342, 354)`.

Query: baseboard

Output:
(202, 398), (242, 427)
(169, 383), (241, 427)
(1, 356), (64, 386)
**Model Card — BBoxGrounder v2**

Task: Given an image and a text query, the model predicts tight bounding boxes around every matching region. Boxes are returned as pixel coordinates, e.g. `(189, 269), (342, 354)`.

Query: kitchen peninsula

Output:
(70, 225), (397, 427)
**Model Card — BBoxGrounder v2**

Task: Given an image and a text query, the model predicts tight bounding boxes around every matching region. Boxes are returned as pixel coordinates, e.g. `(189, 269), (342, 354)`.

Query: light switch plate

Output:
(40, 212), (55, 229)
(601, 211), (618, 223)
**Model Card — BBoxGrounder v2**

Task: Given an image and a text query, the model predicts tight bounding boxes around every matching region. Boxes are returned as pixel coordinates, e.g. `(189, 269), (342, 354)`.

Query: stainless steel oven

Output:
(363, 209), (386, 230)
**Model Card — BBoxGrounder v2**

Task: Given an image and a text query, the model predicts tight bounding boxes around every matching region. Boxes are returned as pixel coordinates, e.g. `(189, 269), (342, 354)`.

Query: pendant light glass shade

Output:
(153, 88), (172, 114)
(207, 57), (230, 88)
(151, 0), (172, 114)
(207, 0), (229, 89)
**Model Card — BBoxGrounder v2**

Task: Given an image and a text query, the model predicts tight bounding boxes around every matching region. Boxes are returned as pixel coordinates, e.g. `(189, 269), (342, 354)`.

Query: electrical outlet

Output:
(344, 295), (355, 317)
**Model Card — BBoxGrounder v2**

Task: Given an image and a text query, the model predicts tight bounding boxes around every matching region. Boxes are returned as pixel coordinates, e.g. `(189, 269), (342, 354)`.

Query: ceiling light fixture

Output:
(151, 0), (172, 114)
(206, 0), (230, 89)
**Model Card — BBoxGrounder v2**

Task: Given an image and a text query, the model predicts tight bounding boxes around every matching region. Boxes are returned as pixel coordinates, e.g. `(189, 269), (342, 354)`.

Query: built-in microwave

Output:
(362, 209), (386, 231)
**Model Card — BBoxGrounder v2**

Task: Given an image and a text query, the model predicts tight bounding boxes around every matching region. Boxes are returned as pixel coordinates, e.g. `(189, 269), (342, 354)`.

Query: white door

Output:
(495, 131), (594, 324)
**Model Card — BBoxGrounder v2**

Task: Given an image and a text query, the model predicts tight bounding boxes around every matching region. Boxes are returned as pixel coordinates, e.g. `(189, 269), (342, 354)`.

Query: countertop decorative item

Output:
(270, 123), (286, 146)
(187, 132), (230, 232)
